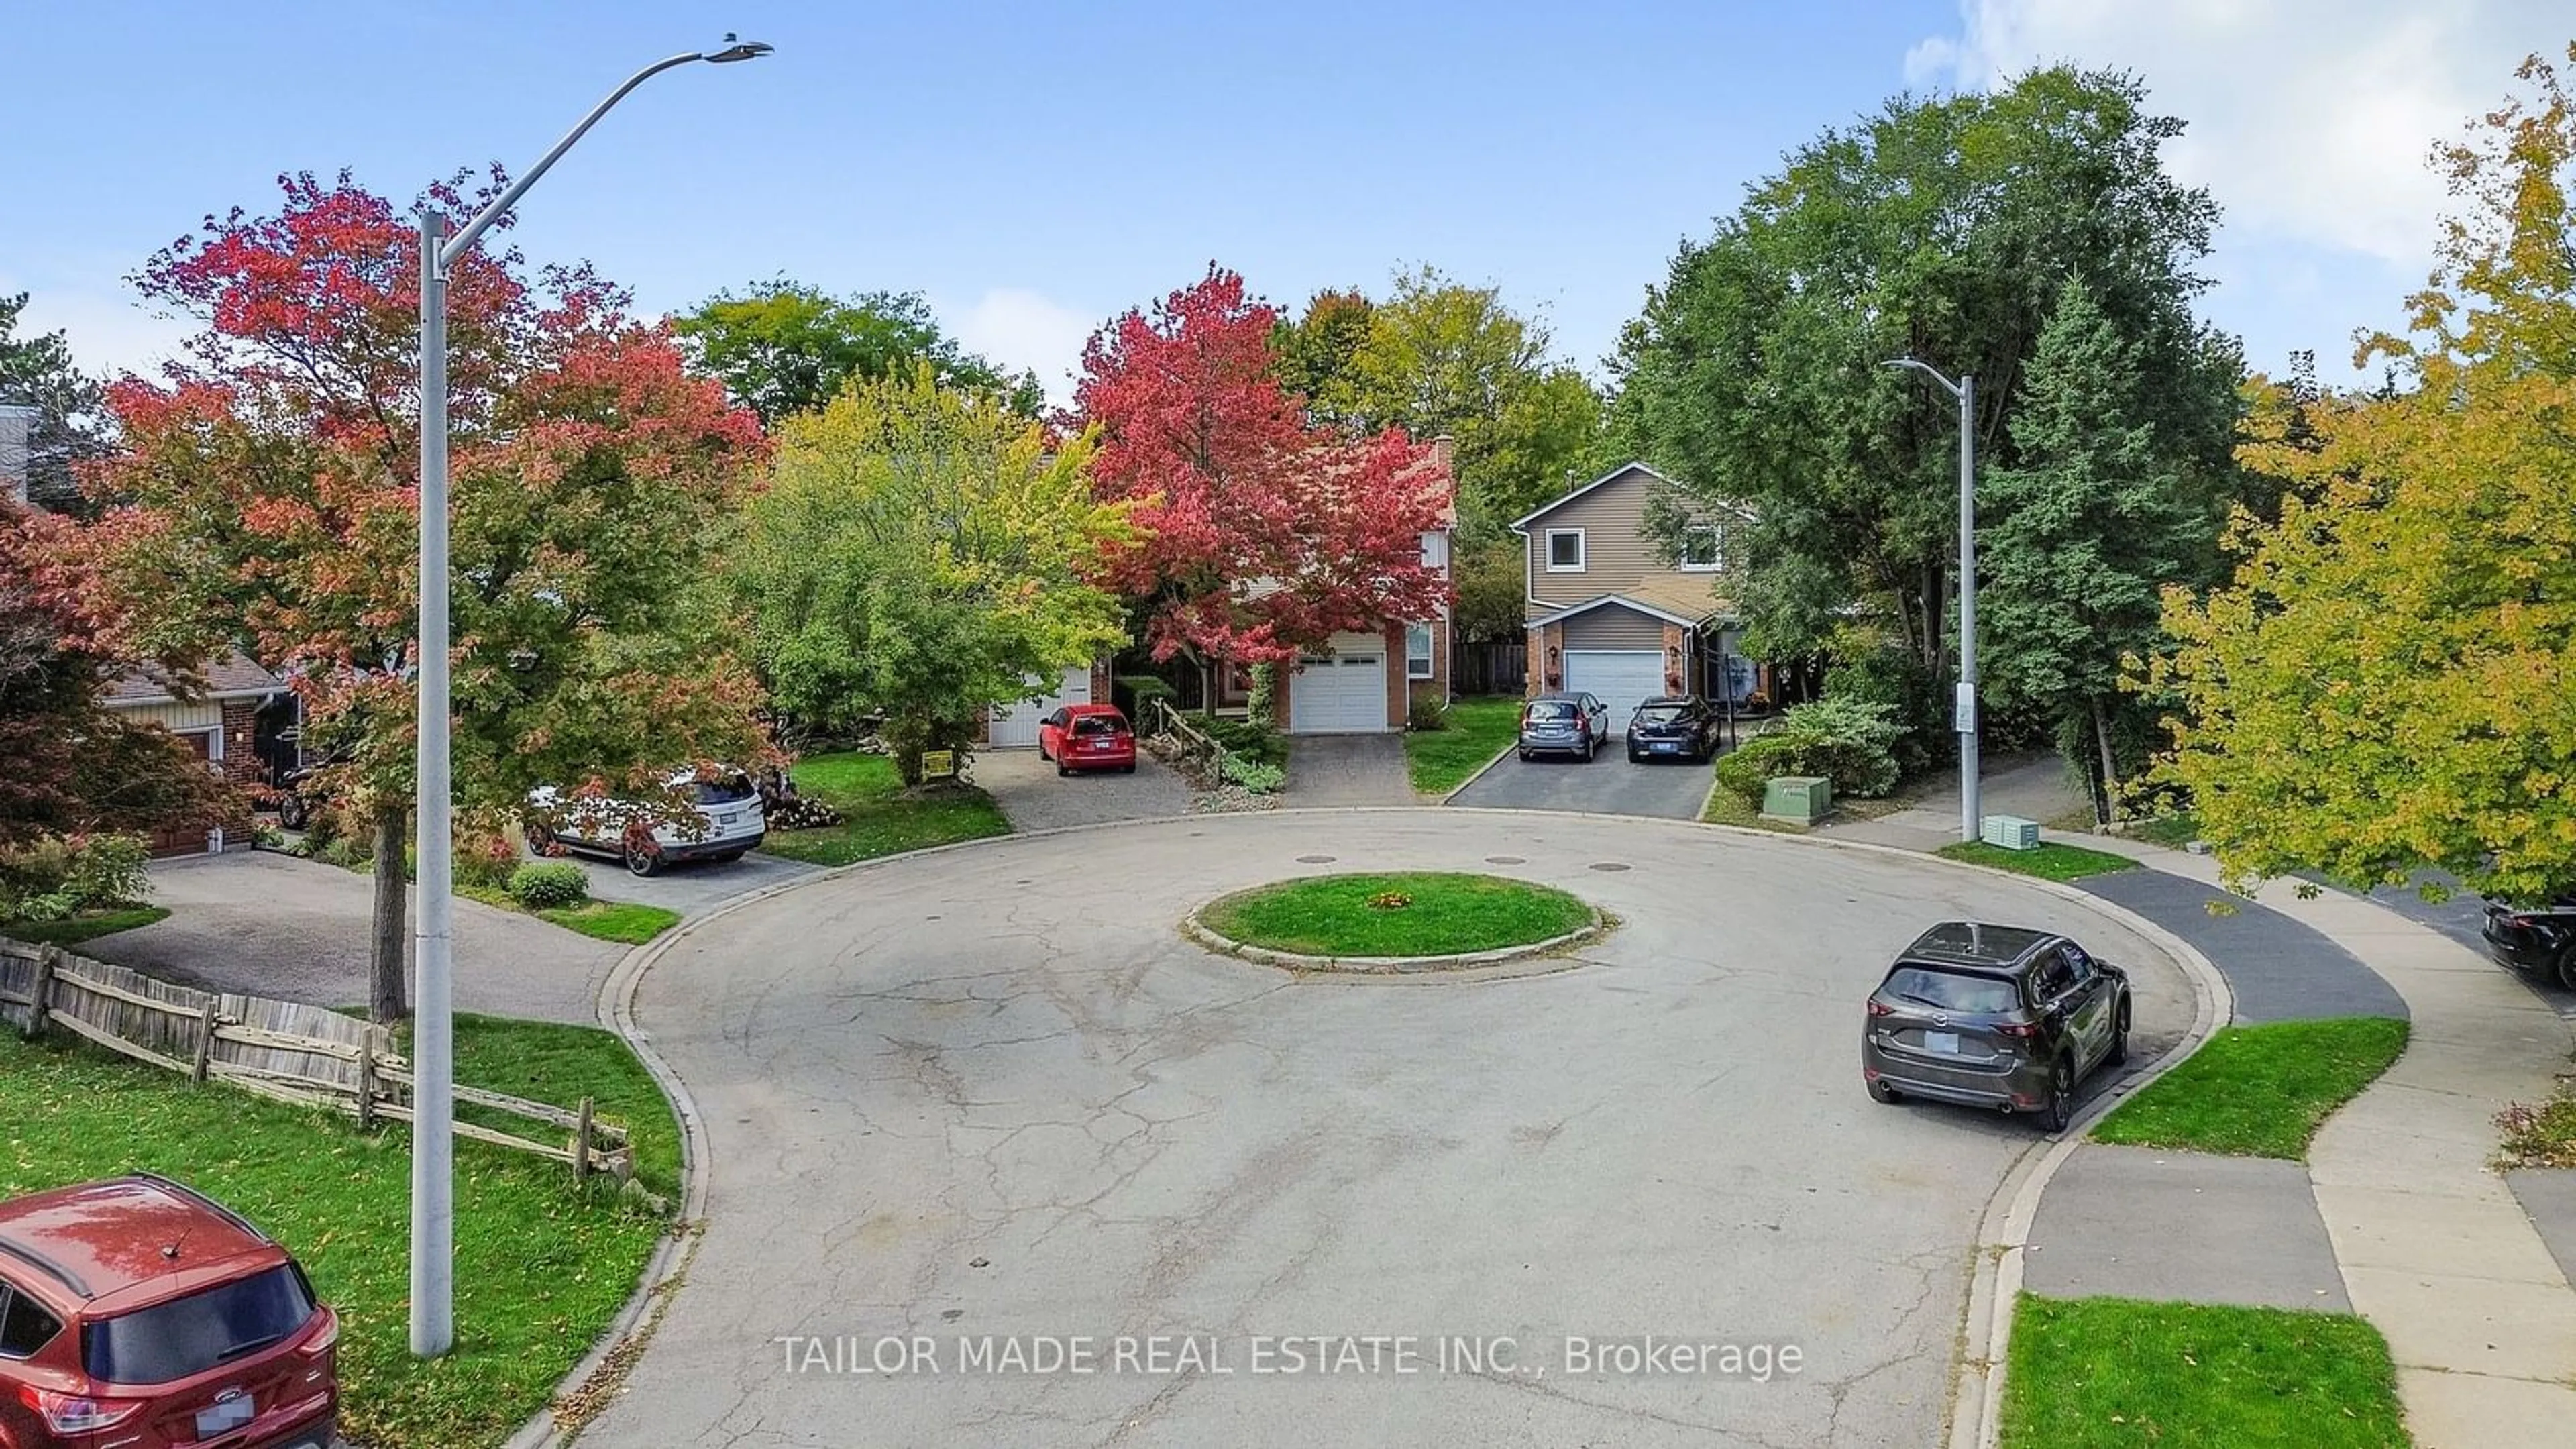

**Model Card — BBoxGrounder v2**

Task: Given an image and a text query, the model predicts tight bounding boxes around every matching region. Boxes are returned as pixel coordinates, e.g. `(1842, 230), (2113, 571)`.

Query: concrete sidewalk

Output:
(2063, 833), (2576, 1447)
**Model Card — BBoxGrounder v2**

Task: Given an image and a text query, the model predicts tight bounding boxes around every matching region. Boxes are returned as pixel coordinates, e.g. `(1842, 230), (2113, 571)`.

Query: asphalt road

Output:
(1447, 747), (1717, 819)
(584, 810), (2193, 1448)
(551, 846), (818, 918)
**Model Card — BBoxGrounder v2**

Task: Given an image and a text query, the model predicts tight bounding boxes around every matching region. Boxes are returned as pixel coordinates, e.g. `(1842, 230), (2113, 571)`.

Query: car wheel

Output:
(2556, 946), (2576, 994)
(277, 791), (309, 830)
(2107, 1001), (2131, 1067)
(1038, 739), (1050, 761)
(1868, 1078), (1902, 1104)
(623, 841), (664, 878)
(523, 821), (555, 854)
(1056, 758), (1071, 777)
(1121, 763), (1136, 775)
(1518, 750), (1532, 762)
(2039, 1059), (2075, 1134)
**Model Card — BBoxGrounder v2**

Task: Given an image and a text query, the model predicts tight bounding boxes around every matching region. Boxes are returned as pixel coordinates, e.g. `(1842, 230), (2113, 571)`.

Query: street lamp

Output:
(1883, 356), (1979, 844)
(412, 36), (771, 1360)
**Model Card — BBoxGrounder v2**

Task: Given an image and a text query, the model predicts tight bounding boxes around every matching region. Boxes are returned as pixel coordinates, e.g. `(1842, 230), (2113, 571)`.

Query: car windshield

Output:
(1880, 965), (2023, 1015)
(692, 773), (756, 806)
(1072, 715), (1124, 737)
(1526, 701), (1577, 722)
(1634, 704), (1690, 722)
(85, 1263), (315, 1385)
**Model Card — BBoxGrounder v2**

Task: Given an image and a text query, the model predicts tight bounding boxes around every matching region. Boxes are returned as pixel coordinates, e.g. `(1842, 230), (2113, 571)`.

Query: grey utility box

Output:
(1981, 814), (2041, 851)
(1762, 775), (1832, 824)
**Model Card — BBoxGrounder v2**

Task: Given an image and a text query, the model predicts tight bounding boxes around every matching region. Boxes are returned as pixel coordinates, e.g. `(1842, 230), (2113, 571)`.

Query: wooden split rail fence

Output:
(0, 937), (631, 1183)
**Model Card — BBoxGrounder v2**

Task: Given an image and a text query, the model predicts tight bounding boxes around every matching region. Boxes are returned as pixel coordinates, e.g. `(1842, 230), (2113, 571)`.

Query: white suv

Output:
(525, 767), (767, 877)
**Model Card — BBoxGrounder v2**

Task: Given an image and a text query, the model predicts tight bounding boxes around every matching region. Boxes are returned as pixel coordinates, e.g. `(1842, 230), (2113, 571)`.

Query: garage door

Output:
(989, 665), (1092, 747)
(1289, 649), (1389, 734)
(1563, 651), (1666, 730)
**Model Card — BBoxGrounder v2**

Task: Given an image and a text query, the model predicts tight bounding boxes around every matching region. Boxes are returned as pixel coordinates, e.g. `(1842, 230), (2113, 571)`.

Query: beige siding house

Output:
(1511, 462), (1763, 709)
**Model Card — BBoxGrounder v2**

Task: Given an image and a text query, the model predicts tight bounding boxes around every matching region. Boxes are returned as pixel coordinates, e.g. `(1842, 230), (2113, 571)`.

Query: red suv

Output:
(0, 1175), (337, 1449)
(1038, 704), (1138, 775)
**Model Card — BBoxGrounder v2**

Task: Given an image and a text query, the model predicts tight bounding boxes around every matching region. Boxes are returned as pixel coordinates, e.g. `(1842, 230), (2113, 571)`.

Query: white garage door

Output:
(1289, 647), (1389, 734)
(1564, 651), (1666, 731)
(990, 665), (1092, 747)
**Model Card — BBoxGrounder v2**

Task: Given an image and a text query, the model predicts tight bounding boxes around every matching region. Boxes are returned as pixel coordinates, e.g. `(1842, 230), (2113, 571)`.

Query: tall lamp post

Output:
(413, 35), (772, 1359)
(1883, 356), (1980, 845)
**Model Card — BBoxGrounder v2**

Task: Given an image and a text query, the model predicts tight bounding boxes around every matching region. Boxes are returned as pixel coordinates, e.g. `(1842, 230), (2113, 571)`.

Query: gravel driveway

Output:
(76, 849), (621, 1024)
(586, 810), (2194, 1448)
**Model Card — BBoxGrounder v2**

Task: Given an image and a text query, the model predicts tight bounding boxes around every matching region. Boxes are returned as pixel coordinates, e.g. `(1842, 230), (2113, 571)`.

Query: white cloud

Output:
(1905, 0), (2564, 266)
(945, 288), (1099, 409)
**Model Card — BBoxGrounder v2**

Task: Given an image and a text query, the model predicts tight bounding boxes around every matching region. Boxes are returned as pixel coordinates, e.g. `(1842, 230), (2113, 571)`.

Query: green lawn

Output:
(0, 904), (170, 945)
(1938, 839), (2141, 882)
(1199, 871), (1593, 957)
(758, 751), (1010, 867)
(0, 1016), (676, 1449)
(2131, 811), (2204, 849)
(2093, 1018), (2411, 1159)
(1404, 696), (1525, 794)
(2001, 1295), (2410, 1448)
(539, 900), (682, 945)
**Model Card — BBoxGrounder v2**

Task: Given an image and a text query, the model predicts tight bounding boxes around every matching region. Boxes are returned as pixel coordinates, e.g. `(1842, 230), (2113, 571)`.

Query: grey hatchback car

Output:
(1860, 922), (2131, 1132)
(1517, 693), (1610, 761)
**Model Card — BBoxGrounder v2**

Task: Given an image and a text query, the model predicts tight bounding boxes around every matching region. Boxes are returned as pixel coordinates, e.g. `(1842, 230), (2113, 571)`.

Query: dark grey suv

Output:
(1860, 922), (2131, 1132)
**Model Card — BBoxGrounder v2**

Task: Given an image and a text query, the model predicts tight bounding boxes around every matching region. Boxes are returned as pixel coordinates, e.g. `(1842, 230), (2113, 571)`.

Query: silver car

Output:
(1517, 692), (1610, 762)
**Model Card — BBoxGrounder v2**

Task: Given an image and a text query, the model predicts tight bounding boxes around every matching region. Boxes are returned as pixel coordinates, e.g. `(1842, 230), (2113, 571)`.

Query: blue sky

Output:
(9, 3), (2565, 405)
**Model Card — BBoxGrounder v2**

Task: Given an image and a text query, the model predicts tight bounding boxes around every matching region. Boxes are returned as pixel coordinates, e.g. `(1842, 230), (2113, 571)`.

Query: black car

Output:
(2483, 897), (2576, 989)
(1860, 922), (2131, 1133)
(1626, 696), (1723, 763)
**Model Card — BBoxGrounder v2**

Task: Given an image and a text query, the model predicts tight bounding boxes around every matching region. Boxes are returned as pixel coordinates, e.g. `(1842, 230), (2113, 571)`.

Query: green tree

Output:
(0, 292), (112, 514)
(2154, 46), (2576, 904)
(737, 368), (1134, 782)
(1276, 266), (1603, 531)
(674, 279), (1041, 424)
(1980, 279), (2210, 820)
(1611, 68), (2242, 723)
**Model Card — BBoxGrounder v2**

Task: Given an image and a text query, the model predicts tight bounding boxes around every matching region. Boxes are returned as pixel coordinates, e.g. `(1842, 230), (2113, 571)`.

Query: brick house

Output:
(1511, 462), (1765, 710)
(99, 655), (286, 856)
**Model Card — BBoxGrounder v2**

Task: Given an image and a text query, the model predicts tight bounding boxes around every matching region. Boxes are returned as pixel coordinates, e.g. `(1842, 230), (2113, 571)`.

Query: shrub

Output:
(1408, 693), (1452, 732)
(1205, 719), (1289, 770)
(1115, 675), (1179, 722)
(0, 833), (153, 916)
(455, 832), (522, 893)
(1715, 734), (1808, 808)
(1823, 637), (1947, 778)
(507, 862), (590, 910)
(1778, 696), (1903, 798)
(319, 836), (369, 871)
(1221, 755), (1287, 794)
(61, 834), (152, 909)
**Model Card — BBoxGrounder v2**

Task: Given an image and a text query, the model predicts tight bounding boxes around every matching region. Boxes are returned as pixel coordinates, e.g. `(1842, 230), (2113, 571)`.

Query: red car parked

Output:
(0, 1175), (337, 1449)
(1038, 703), (1138, 776)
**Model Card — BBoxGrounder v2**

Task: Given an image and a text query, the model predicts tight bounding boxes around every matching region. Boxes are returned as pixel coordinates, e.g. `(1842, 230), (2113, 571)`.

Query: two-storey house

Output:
(1511, 462), (1762, 710)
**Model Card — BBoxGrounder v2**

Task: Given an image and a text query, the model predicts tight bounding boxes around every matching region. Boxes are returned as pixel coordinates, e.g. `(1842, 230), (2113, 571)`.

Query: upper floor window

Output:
(1546, 529), (1586, 572)
(1680, 525), (1725, 572)
(1420, 531), (1450, 569)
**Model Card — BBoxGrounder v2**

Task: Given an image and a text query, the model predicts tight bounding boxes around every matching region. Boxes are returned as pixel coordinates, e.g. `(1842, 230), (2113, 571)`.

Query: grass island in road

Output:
(1198, 871), (1593, 957)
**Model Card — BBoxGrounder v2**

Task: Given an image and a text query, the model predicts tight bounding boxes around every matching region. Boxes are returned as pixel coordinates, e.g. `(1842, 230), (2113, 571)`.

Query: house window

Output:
(1405, 623), (1435, 680)
(1546, 529), (1585, 572)
(1681, 525), (1725, 572)
(1419, 531), (1450, 569)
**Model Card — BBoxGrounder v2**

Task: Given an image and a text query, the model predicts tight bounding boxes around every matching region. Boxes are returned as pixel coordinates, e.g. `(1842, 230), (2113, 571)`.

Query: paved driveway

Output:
(1448, 748), (1716, 819)
(586, 810), (2192, 1448)
(976, 747), (1194, 832)
(548, 847), (818, 918)
(1283, 734), (1416, 806)
(77, 849), (620, 1023)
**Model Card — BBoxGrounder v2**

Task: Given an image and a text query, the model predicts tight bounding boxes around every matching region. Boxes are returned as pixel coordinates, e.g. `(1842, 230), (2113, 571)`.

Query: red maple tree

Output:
(78, 170), (771, 1018)
(1073, 266), (1451, 665)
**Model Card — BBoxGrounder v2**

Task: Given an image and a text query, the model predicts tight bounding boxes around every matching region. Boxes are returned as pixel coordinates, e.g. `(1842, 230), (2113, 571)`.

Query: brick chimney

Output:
(0, 404), (33, 506)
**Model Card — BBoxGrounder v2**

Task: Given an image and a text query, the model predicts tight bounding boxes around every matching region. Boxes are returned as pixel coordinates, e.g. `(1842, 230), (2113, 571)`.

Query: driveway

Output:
(1448, 748), (1716, 819)
(1282, 734), (1414, 806)
(547, 846), (818, 918)
(76, 849), (620, 1023)
(586, 810), (2193, 1448)
(976, 747), (1194, 833)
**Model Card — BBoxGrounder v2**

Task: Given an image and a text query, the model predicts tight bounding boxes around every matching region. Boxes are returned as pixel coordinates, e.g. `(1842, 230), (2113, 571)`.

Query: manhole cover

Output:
(1297, 855), (1337, 864)
(1589, 862), (1632, 873)
(1485, 855), (1526, 865)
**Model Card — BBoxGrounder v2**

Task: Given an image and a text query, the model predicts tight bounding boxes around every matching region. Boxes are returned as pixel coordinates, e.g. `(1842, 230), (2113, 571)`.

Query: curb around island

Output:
(1177, 904), (1613, 983)
(513, 801), (2233, 1448)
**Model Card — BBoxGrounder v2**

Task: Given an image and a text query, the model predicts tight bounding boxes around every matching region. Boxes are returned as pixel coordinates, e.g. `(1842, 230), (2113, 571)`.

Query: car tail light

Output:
(301, 1306), (341, 1355)
(1865, 1000), (1894, 1017)
(20, 1385), (144, 1434)
(1995, 1020), (2043, 1038)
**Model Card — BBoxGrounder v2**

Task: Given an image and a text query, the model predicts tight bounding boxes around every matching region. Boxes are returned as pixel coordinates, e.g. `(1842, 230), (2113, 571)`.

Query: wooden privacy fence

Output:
(0, 938), (631, 1183)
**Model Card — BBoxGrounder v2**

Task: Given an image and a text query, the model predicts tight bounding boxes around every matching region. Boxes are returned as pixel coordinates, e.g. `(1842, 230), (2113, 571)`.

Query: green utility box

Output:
(1762, 775), (1832, 824)
(1981, 814), (2041, 851)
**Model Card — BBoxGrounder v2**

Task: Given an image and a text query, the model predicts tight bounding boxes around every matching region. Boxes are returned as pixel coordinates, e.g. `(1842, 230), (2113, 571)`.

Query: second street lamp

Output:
(411, 35), (771, 1359)
(1884, 356), (1980, 845)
